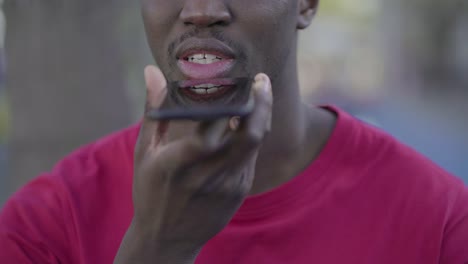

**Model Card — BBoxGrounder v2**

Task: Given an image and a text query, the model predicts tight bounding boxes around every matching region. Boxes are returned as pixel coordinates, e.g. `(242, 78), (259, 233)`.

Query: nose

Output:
(180, 0), (232, 27)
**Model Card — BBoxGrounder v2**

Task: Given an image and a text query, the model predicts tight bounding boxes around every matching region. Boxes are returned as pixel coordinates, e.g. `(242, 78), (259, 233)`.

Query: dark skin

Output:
(115, 0), (336, 263)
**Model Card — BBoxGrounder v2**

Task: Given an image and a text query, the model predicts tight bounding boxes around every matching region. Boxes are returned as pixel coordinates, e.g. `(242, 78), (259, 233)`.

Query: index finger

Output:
(243, 73), (273, 134)
(225, 73), (273, 163)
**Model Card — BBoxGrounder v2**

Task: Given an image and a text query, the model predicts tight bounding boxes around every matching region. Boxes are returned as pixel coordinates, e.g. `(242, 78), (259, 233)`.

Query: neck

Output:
(260, 68), (307, 158)
(249, 55), (307, 194)
(249, 50), (336, 195)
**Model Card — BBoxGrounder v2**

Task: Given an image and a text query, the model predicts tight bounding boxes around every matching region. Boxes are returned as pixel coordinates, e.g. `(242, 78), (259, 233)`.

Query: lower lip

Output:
(177, 59), (235, 79)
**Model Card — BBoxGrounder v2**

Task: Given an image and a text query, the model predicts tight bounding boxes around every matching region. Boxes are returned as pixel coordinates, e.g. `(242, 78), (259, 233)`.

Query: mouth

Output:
(176, 78), (237, 103)
(174, 39), (239, 103)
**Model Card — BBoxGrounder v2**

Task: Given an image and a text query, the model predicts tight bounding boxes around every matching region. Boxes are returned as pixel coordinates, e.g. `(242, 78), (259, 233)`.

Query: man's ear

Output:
(297, 0), (318, 30)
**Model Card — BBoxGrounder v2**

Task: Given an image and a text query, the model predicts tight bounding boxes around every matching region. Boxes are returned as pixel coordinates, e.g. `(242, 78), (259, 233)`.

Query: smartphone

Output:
(147, 77), (254, 121)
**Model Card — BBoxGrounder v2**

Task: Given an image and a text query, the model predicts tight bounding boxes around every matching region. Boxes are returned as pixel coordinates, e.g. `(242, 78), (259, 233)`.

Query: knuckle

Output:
(202, 138), (221, 153)
(187, 135), (220, 156)
(181, 180), (203, 193)
(219, 185), (247, 202)
(221, 174), (251, 199)
(244, 129), (264, 147)
(185, 136), (205, 154)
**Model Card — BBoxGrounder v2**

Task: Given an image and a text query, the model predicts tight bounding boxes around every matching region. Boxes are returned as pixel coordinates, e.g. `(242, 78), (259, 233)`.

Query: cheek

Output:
(234, 1), (298, 69)
(142, 1), (180, 63)
(237, 1), (293, 30)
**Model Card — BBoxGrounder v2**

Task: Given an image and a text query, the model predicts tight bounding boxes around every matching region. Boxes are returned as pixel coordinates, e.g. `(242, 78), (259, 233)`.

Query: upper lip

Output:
(175, 38), (236, 60)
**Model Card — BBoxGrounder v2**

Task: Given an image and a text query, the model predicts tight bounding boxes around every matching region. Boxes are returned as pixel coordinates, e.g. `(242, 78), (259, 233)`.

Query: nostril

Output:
(183, 16), (230, 27)
(180, 3), (232, 28)
(213, 20), (228, 27)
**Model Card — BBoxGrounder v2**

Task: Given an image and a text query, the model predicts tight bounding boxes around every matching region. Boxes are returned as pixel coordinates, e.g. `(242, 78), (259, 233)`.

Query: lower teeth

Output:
(207, 87), (219, 94)
(190, 86), (222, 95)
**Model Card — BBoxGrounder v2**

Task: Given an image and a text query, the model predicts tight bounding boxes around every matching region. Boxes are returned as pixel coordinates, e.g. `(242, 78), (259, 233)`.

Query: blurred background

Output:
(0, 0), (467, 206)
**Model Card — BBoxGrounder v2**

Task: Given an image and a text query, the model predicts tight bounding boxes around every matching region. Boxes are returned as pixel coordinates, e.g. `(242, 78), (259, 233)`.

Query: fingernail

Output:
(230, 117), (240, 131)
(253, 75), (263, 92)
(263, 78), (270, 93)
(256, 74), (270, 93)
(255, 74), (264, 83)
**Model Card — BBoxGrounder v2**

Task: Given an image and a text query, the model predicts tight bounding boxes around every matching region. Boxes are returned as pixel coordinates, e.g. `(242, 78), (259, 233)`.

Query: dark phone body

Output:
(147, 77), (254, 121)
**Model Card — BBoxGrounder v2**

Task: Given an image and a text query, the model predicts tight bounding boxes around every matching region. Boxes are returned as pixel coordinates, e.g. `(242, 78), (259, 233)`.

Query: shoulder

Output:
(332, 106), (468, 262)
(52, 123), (140, 186)
(330, 105), (461, 182)
(329, 105), (467, 213)
(0, 124), (140, 261)
(59, 123), (140, 167)
(2, 122), (140, 205)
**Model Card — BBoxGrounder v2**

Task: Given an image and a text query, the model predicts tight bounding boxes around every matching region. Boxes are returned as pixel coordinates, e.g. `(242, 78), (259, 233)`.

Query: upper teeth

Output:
(187, 53), (222, 64)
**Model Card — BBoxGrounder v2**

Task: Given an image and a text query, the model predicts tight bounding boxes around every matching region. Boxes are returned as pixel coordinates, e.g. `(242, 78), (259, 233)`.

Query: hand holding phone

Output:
(115, 66), (272, 264)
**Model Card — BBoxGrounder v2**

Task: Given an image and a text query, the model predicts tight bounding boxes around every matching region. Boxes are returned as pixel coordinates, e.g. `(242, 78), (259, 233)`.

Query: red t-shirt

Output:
(1, 107), (467, 264)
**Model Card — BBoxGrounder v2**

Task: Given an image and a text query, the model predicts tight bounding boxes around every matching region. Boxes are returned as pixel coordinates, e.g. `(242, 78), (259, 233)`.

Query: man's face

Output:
(142, 0), (309, 100)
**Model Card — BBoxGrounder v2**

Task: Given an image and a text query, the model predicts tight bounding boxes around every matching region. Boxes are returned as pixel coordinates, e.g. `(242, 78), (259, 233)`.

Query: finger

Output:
(138, 66), (168, 150)
(235, 73), (273, 153)
(206, 74), (271, 177)
(192, 145), (258, 199)
(198, 119), (231, 150)
(192, 75), (272, 192)
(247, 73), (273, 132)
(148, 118), (233, 172)
(150, 129), (233, 177)
(229, 116), (240, 131)
(145, 65), (167, 109)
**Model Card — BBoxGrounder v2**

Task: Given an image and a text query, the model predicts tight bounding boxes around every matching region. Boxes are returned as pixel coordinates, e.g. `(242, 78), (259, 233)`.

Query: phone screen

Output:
(147, 77), (254, 121)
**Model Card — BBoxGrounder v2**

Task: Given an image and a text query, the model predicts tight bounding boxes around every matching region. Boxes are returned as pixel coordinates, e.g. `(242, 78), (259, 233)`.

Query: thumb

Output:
(137, 65), (168, 153)
(144, 65), (167, 110)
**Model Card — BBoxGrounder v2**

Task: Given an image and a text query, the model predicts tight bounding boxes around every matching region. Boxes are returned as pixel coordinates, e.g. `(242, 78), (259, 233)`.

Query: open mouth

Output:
(177, 51), (235, 80)
(174, 39), (241, 104)
(177, 51), (236, 103)
(177, 78), (237, 103)
(166, 77), (251, 112)
(184, 53), (226, 64)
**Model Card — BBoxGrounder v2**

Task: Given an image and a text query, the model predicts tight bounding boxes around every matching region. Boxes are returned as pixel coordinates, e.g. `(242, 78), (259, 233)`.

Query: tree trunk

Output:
(3, 0), (131, 198)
